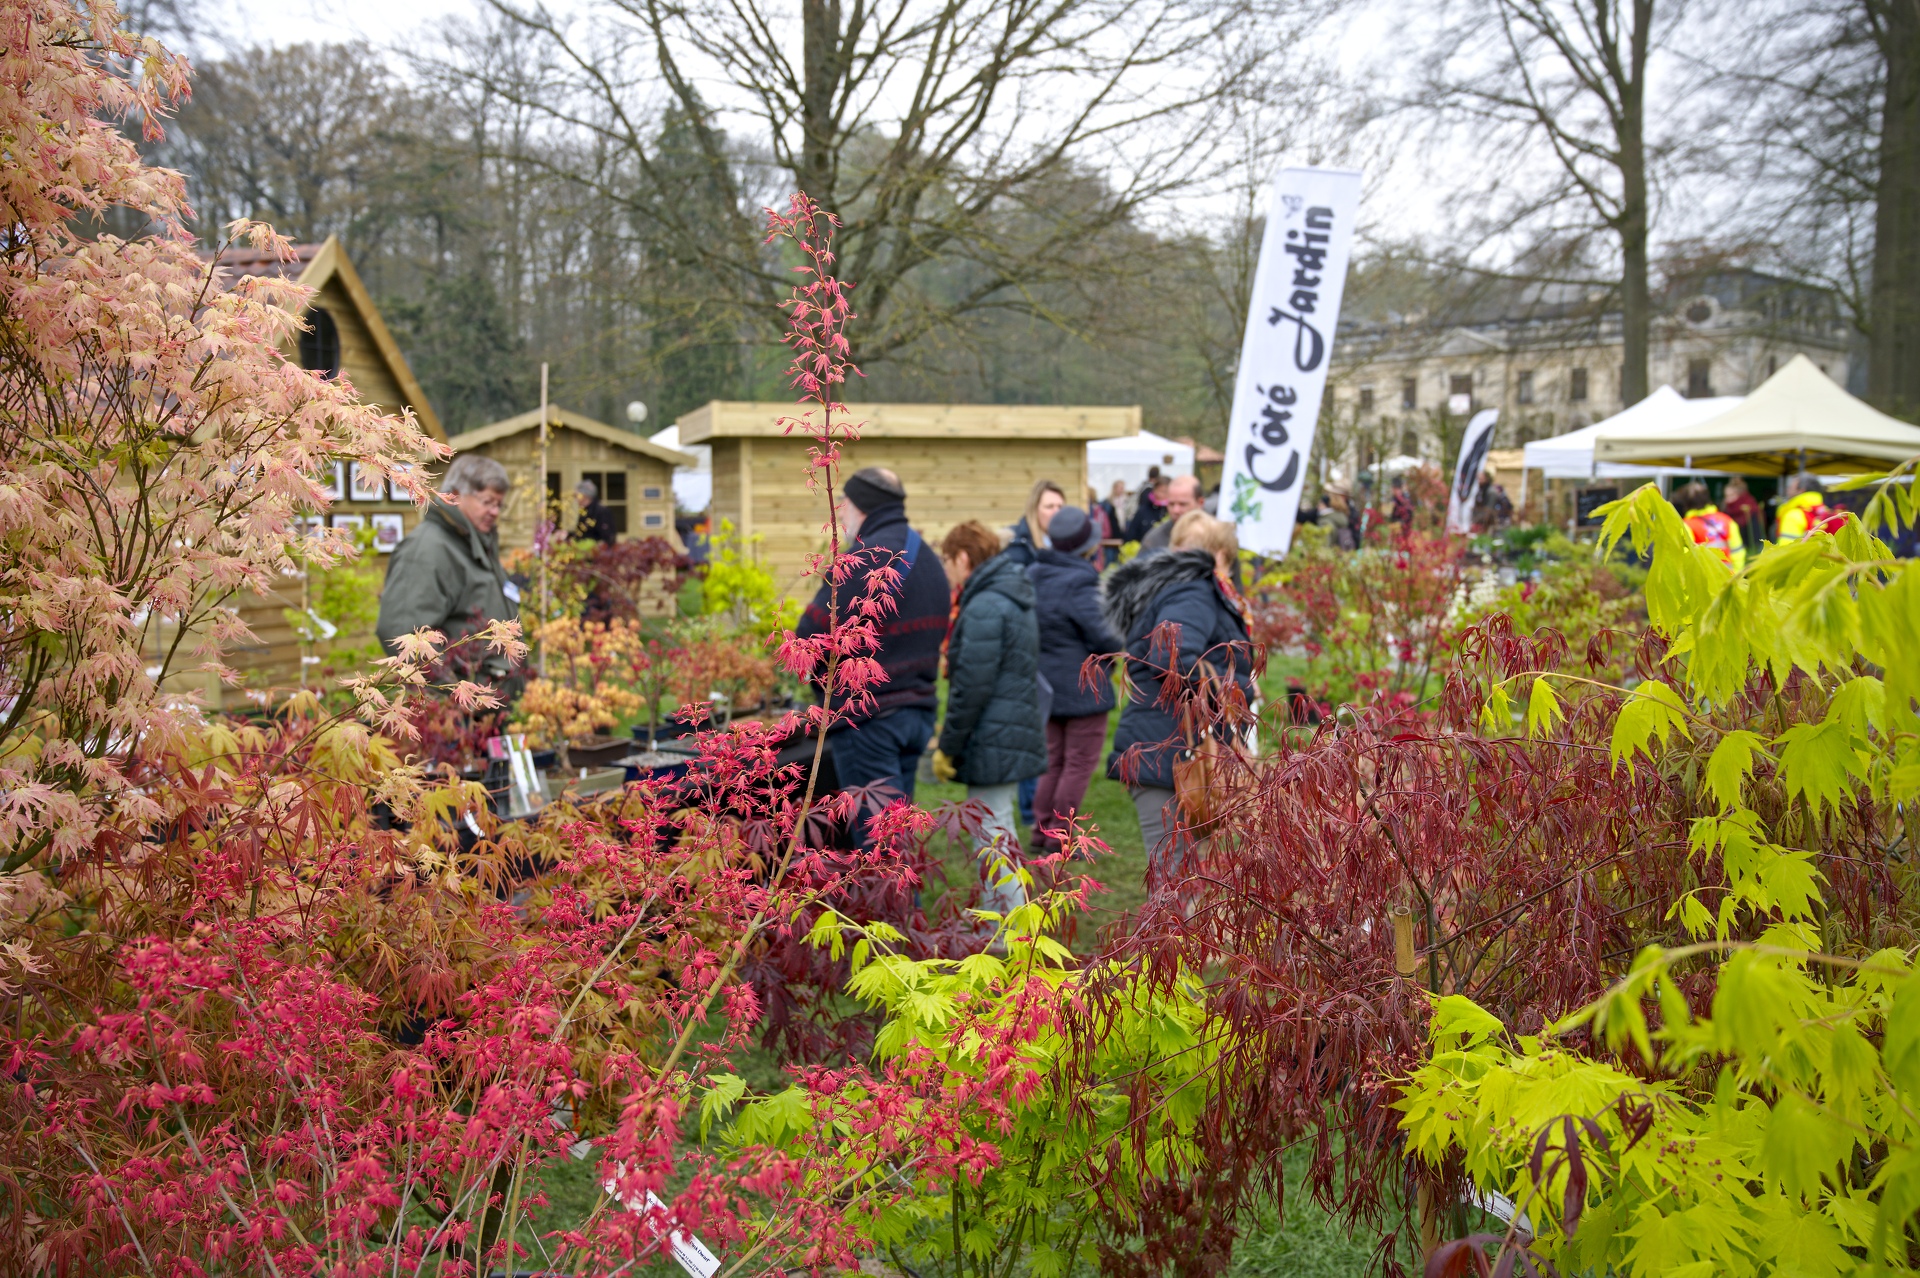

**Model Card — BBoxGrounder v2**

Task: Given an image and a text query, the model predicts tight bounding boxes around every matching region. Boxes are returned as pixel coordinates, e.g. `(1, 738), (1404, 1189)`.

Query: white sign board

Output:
(1220, 165), (1364, 556)
(1446, 409), (1501, 534)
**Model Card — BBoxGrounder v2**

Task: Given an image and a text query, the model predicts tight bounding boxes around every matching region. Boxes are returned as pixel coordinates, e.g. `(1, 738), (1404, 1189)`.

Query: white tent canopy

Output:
(1593, 354), (1920, 476)
(650, 424), (712, 512)
(1087, 429), (1194, 496)
(1523, 386), (1742, 479)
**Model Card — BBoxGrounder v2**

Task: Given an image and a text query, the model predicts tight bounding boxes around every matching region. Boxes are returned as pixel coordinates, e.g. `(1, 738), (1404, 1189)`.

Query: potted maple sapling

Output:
(629, 633), (691, 752)
(510, 615), (644, 773)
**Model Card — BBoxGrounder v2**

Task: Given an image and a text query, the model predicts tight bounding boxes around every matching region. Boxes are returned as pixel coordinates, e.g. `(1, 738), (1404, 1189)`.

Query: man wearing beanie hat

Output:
(1026, 506), (1123, 852)
(795, 466), (951, 837)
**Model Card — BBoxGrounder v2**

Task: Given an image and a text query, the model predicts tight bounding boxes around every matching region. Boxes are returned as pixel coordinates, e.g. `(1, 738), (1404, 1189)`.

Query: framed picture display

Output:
(318, 461), (346, 502)
(370, 512), (405, 553)
(295, 514), (326, 540)
(331, 513), (366, 536)
(349, 462), (385, 502)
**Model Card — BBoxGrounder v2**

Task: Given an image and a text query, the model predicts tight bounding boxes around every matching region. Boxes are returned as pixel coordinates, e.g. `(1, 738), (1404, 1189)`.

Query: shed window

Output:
(642, 485), (664, 501)
(300, 307), (341, 379)
(1571, 367), (1589, 401)
(642, 512), (666, 528)
(579, 470), (629, 535)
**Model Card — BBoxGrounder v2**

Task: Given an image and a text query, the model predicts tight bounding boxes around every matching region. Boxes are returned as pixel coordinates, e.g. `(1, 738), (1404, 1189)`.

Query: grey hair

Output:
(443, 453), (510, 495)
(576, 478), (598, 501)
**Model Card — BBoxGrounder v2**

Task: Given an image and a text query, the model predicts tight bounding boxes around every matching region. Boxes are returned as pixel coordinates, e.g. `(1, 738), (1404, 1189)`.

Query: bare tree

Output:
(1419, 0), (1697, 407)
(1865, 0), (1919, 414)
(1714, 0), (1918, 416)
(164, 43), (419, 245)
(452, 0), (1329, 368)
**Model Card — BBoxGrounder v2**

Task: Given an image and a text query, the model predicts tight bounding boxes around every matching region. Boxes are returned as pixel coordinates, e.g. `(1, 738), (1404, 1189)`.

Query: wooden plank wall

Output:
(712, 435), (1090, 594)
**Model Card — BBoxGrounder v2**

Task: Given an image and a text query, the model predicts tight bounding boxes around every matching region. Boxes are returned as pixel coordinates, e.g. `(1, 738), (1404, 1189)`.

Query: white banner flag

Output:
(1221, 165), (1363, 556)
(1446, 409), (1501, 534)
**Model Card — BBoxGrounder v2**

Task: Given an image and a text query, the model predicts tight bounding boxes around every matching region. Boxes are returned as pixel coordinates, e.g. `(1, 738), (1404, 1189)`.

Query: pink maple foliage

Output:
(0, 0), (443, 869)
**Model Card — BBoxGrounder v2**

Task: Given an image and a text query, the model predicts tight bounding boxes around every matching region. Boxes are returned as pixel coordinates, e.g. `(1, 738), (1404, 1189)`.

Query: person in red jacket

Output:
(1673, 481), (1746, 570)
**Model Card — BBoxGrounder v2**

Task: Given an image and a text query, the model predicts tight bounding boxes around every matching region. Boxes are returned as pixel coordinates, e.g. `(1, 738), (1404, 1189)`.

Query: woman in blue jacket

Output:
(1101, 512), (1254, 878)
(1026, 506), (1123, 852)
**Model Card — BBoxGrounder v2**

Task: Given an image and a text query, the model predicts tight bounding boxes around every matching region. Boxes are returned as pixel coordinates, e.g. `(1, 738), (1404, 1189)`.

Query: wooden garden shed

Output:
(207, 237), (448, 704)
(447, 406), (697, 553)
(678, 401), (1142, 592)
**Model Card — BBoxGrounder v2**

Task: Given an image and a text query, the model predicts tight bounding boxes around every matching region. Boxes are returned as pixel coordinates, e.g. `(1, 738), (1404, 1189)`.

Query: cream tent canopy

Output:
(1592, 355), (1920, 476)
(1523, 386), (1741, 479)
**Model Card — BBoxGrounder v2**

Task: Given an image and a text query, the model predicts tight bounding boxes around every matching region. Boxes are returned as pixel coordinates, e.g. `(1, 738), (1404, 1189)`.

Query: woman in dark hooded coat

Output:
(1026, 505), (1122, 851)
(1101, 511), (1254, 878)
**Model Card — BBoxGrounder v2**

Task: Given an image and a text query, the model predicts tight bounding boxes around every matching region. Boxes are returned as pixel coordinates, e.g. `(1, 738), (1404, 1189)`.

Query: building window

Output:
(579, 470), (629, 534)
(1359, 386), (1374, 412)
(1401, 377), (1418, 410)
(299, 307), (341, 379)
(1449, 374), (1474, 398)
(642, 485), (664, 501)
(1768, 354), (1778, 376)
(642, 512), (666, 528)
(1571, 367), (1589, 402)
(1516, 371), (1534, 405)
(1687, 359), (1713, 398)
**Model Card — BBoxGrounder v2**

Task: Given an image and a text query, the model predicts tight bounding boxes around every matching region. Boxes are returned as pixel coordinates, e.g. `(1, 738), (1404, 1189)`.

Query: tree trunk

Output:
(1616, 0), (1654, 408)
(1869, 0), (1920, 418)
(799, 0), (842, 209)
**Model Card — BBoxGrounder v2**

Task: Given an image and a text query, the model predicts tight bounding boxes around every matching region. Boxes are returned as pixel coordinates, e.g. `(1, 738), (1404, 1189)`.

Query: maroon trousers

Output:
(1032, 713), (1109, 845)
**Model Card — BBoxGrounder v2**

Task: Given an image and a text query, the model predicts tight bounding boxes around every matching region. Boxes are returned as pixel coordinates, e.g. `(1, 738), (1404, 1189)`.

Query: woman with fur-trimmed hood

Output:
(1102, 511), (1254, 878)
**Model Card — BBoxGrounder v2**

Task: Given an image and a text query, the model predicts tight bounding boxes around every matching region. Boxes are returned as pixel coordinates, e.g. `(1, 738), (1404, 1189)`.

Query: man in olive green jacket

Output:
(376, 453), (522, 691)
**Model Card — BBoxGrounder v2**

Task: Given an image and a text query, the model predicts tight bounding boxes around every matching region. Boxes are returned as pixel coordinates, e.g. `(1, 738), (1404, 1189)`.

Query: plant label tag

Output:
(610, 1186), (720, 1278)
(503, 580), (522, 604)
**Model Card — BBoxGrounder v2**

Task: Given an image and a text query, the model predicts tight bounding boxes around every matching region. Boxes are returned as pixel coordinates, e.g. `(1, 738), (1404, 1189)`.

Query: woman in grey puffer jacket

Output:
(934, 521), (1046, 917)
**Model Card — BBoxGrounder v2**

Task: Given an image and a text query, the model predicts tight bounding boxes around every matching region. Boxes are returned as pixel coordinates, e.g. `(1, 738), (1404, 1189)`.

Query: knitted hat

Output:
(843, 467), (906, 514)
(1047, 506), (1098, 557)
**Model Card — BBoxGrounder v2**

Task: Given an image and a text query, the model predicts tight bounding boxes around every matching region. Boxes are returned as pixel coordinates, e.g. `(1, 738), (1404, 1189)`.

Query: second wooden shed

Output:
(678, 401), (1142, 592)
(447, 406), (698, 553)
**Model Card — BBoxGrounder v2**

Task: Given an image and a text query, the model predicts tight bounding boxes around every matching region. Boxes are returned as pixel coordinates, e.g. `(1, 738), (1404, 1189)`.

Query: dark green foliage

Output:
(383, 271), (532, 434)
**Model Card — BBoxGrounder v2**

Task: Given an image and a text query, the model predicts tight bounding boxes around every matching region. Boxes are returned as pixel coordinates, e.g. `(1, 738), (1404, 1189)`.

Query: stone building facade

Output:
(1324, 269), (1860, 477)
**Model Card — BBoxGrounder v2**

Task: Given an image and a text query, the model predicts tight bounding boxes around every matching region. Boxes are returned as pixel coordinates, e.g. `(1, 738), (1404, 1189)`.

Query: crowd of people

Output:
(375, 452), (1910, 920)
(792, 467), (1251, 914)
(1671, 472), (1920, 567)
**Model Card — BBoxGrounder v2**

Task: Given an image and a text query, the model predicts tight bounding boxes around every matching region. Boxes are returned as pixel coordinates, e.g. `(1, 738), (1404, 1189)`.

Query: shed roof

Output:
(451, 406), (699, 468)
(207, 236), (445, 443)
(677, 401), (1141, 444)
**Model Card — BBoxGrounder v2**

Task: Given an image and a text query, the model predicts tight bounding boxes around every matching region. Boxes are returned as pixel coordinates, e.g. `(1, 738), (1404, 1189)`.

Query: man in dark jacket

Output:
(376, 453), (523, 691)
(933, 520), (1046, 917)
(794, 467), (951, 822)
(1102, 513), (1254, 881)
(1028, 506), (1123, 851)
